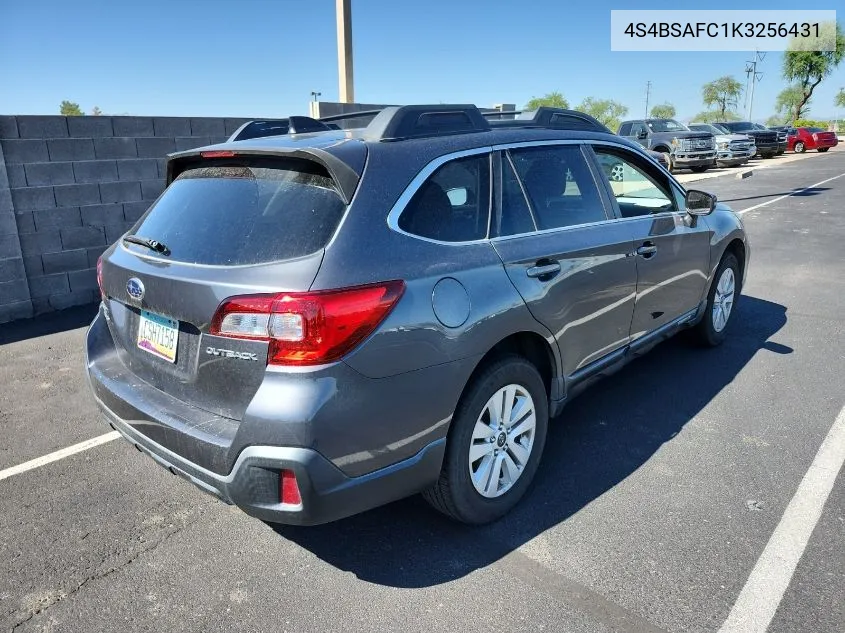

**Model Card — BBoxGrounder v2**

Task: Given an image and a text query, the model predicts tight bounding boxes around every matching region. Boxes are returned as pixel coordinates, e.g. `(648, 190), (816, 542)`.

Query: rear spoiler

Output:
(164, 147), (362, 204)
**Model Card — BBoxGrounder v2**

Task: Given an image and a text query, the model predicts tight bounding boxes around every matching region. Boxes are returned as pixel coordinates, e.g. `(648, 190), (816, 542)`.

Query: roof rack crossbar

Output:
(362, 104), (491, 142)
(484, 107), (611, 133)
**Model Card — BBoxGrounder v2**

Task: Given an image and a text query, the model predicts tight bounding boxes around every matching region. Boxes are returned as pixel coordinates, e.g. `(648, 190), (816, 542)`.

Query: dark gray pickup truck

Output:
(618, 118), (716, 173)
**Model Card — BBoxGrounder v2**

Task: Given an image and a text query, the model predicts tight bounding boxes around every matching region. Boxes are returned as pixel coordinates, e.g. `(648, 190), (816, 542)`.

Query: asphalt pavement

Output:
(1, 149), (844, 633)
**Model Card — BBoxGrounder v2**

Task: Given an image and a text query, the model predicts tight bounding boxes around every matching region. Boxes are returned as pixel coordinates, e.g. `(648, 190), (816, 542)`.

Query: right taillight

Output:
(209, 280), (405, 366)
(812, 133), (819, 141)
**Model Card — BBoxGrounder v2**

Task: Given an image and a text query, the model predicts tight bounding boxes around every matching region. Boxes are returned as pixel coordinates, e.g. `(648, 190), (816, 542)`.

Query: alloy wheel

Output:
(712, 267), (736, 333)
(468, 384), (536, 498)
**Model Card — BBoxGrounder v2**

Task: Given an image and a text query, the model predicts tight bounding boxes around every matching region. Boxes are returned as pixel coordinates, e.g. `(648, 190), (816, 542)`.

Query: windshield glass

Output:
(721, 122), (754, 132)
(647, 119), (687, 132)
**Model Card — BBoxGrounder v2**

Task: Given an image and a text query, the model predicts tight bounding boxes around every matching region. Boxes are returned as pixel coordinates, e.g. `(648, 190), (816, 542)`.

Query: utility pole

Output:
(745, 51), (765, 121)
(336, 0), (354, 103)
(644, 81), (652, 118)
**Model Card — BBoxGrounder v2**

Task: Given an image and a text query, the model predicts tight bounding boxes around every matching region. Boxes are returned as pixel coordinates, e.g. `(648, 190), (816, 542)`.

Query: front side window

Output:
(592, 147), (676, 218)
(508, 145), (608, 230)
(398, 154), (490, 242)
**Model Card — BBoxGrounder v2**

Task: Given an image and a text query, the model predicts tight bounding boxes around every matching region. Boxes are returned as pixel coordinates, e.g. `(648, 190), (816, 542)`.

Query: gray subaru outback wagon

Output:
(86, 105), (749, 526)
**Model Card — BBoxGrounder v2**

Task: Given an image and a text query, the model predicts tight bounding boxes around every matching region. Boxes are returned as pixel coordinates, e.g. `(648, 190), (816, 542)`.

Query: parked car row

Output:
(617, 117), (837, 174)
(768, 125), (839, 153)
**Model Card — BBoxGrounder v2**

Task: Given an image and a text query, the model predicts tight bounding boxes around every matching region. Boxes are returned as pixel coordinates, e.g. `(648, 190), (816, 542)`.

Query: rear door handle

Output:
(526, 262), (561, 279)
(636, 243), (657, 258)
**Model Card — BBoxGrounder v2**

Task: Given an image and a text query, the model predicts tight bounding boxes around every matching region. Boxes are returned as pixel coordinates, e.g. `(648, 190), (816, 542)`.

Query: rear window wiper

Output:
(123, 234), (171, 256)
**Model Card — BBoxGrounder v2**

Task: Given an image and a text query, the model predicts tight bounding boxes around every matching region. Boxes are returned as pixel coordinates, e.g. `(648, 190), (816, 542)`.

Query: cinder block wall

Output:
(0, 115), (251, 323)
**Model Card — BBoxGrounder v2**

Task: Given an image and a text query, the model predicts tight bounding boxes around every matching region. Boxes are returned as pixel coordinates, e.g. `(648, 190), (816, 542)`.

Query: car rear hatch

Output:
(98, 146), (364, 421)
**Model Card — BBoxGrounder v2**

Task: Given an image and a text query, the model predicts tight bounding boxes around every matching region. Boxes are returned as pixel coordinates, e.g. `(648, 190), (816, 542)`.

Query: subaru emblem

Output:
(126, 278), (144, 301)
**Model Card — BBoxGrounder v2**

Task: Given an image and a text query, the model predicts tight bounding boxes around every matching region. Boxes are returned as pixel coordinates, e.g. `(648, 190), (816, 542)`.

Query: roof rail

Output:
(363, 104), (491, 142)
(483, 107), (611, 133)
(227, 116), (333, 142)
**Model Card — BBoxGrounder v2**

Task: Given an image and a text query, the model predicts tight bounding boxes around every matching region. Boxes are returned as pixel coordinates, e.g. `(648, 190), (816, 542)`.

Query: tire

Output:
(693, 252), (740, 347)
(423, 355), (549, 524)
(818, 147), (829, 153)
(691, 166), (709, 173)
(794, 141), (805, 153)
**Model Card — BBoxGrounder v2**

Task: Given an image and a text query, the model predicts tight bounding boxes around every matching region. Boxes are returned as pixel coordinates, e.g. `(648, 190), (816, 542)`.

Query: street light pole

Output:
(336, 0), (354, 103)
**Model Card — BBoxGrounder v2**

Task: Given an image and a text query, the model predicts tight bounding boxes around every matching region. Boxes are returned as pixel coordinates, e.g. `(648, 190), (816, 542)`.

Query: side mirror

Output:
(686, 189), (717, 215)
(637, 130), (648, 139)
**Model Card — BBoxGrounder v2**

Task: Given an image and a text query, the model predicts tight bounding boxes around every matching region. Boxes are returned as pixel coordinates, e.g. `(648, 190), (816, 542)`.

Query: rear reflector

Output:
(209, 280), (405, 366)
(280, 470), (302, 505)
(200, 150), (236, 158)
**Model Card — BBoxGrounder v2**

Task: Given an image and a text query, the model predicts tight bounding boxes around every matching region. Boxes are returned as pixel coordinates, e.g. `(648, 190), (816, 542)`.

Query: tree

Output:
(775, 85), (811, 122)
(835, 87), (845, 109)
(649, 103), (676, 119)
(576, 97), (628, 132)
(693, 110), (741, 123)
(793, 118), (830, 129)
(91, 106), (103, 116)
(765, 114), (786, 127)
(701, 76), (743, 119)
(782, 22), (845, 122)
(60, 100), (83, 116)
(524, 92), (569, 110)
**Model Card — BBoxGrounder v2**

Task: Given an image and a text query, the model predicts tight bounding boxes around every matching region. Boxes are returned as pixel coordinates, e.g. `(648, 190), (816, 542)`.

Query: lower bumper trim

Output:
(100, 399), (446, 526)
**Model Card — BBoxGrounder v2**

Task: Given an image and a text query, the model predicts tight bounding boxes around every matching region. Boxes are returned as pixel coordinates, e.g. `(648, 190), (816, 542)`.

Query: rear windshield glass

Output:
(126, 161), (346, 265)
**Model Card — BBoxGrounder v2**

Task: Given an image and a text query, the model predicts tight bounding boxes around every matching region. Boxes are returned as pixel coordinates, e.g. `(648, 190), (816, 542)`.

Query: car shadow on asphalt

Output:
(720, 186), (830, 204)
(0, 303), (99, 345)
(272, 295), (789, 588)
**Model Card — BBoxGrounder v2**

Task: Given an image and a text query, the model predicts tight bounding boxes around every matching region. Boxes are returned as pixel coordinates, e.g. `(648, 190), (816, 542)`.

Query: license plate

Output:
(137, 310), (179, 363)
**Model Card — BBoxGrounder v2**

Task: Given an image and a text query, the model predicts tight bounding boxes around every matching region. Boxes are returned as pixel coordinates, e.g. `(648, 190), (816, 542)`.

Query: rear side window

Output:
(126, 161), (345, 265)
(398, 154), (490, 242)
(509, 145), (608, 230)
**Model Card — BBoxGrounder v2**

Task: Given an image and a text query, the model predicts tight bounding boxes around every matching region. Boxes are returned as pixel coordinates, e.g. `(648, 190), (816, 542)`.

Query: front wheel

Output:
(693, 253), (740, 347)
(794, 141), (805, 153)
(818, 147), (829, 153)
(423, 356), (549, 524)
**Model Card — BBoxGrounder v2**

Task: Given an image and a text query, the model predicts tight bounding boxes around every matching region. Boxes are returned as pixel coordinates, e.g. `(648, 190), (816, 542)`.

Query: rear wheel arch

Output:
(461, 332), (558, 409)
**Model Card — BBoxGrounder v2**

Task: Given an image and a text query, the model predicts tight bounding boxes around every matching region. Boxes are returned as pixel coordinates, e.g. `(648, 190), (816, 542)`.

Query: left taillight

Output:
(96, 256), (105, 300)
(209, 280), (405, 366)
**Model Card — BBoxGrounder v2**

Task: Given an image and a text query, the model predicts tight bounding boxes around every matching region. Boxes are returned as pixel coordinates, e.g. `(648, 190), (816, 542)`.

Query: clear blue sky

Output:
(1, 0), (843, 122)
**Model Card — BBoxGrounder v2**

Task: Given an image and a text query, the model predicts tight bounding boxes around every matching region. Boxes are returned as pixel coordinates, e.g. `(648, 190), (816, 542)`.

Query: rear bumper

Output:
(97, 396), (444, 526)
(85, 306), (466, 525)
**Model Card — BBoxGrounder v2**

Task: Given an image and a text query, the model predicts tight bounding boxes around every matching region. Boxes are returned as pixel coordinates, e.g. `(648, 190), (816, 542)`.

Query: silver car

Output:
(689, 123), (756, 166)
(86, 105), (749, 526)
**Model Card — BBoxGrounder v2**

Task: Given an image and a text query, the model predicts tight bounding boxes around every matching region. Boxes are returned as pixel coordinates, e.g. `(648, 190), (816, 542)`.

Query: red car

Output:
(787, 127), (838, 153)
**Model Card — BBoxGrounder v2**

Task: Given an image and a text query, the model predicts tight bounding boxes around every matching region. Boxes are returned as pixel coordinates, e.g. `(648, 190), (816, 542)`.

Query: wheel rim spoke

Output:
(508, 440), (531, 467)
(484, 454), (505, 496)
(501, 385), (516, 428)
(472, 420), (494, 442)
(469, 441), (493, 463)
(509, 412), (535, 440)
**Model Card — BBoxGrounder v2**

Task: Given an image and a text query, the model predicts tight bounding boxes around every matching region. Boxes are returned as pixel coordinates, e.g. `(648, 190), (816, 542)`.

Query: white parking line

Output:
(737, 172), (845, 215)
(0, 431), (119, 482)
(719, 403), (845, 633)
